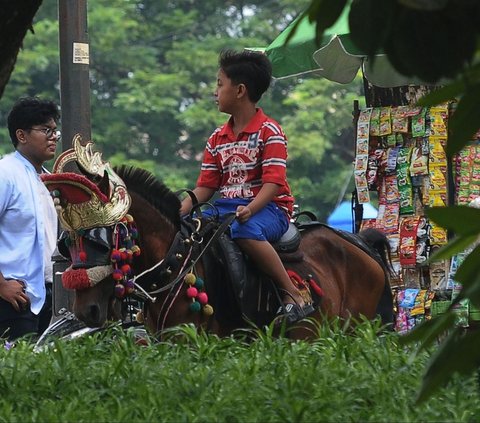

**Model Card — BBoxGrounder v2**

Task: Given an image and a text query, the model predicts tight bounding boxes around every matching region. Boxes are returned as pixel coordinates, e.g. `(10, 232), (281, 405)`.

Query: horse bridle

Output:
(132, 212), (236, 302)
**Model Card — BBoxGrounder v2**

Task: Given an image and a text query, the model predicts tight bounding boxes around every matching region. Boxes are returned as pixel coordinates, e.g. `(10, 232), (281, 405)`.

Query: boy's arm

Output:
(179, 186), (216, 216)
(236, 182), (280, 223)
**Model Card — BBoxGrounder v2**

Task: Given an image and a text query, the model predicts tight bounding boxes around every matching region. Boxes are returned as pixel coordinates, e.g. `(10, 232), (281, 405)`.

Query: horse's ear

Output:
(96, 170), (110, 197)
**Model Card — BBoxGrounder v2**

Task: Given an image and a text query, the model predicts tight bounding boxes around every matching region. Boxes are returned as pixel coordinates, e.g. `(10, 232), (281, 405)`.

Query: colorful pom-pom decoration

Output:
(121, 264), (131, 275)
(111, 249), (121, 262)
(189, 301), (201, 313)
(197, 292), (208, 305)
(112, 269), (123, 281)
(186, 286), (198, 298)
(115, 283), (126, 298)
(124, 279), (135, 294)
(131, 245), (141, 256)
(194, 277), (204, 289)
(120, 249), (128, 261)
(135, 311), (144, 324)
(203, 304), (214, 316)
(184, 273), (196, 285)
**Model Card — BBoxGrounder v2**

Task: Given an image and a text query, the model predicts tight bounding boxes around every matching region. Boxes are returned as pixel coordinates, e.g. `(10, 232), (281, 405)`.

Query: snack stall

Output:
(352, 100), (480, 332)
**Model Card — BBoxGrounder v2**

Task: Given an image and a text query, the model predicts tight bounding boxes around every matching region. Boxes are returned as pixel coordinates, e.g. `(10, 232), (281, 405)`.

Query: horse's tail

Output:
(358, 228), (395, 329)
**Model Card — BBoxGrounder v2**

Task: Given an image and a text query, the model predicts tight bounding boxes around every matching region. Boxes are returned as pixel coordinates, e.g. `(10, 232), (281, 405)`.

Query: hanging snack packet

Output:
(356, 138), (369, 155)
(399, 288), (420, 308)
(369, 107), (381, 136)
(385, 174), (399, 204)
(386, 147), (399, 174)
(399, 216), (420, 266)
(409, 147), (428, 176)
(392, 106), (409, 133)
(399, 185), (414, 215)
(411, 107), (427, 137)
(429, 110), (448, 137)
(397, 146), (412, 167)
(429, 137), (447, 165)
(383, 203), (400, 234)
(379, 106), (392, 136)
(386, 134), (397, 148)
(355, 154), (368, 172)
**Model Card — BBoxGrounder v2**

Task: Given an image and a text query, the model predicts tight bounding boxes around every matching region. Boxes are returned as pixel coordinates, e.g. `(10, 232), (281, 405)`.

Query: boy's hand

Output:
(236, 205), (252, 223)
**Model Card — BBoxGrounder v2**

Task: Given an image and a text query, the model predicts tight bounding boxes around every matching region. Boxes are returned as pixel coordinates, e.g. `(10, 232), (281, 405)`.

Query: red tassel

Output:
(308, 279), (324, 297)
(78, 236), (87, 262)
(62, 268), (91, 290)
(286, 269), (303, 287)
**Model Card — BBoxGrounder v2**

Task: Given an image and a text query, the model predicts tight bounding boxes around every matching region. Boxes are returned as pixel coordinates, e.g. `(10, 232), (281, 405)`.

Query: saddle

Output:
(201, 218), (323, 327)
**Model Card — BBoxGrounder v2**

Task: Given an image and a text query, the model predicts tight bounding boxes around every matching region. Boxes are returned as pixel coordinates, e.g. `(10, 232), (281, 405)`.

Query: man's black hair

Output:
(7, 97), (60, 148)
(219, 49), (272, 103)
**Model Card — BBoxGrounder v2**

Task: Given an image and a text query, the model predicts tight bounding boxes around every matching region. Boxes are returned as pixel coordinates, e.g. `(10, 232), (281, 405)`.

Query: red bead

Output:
(186, 286), (198, 298)
(112, 269), (123, 281)
(79, 251), (87, 262)
(111, 249), (121, 262)
(197, 292), (208, 305)
(121, 264), (131, 275)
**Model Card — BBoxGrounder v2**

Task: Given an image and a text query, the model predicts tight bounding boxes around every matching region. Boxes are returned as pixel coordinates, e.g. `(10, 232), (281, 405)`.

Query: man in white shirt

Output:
(0, 97), (60, 341)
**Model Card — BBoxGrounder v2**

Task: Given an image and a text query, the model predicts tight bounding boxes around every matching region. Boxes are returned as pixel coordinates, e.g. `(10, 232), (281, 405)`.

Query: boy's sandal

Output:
(276, 303), (315, 325)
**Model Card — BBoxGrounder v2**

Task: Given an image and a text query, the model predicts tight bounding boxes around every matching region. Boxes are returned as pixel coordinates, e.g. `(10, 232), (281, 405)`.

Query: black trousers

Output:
(0, 282), (52, 342)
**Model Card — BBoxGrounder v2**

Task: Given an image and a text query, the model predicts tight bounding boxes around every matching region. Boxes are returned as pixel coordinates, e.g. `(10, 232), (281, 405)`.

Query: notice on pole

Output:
(73, 42), (90, 64)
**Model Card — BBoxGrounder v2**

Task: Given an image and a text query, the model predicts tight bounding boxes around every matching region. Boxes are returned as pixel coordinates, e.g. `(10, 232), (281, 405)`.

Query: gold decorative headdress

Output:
(41, 134), (131, 231)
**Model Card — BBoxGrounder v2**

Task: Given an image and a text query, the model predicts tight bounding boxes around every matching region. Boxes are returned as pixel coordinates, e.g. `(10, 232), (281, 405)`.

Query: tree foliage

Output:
(0, 0), (363, 220)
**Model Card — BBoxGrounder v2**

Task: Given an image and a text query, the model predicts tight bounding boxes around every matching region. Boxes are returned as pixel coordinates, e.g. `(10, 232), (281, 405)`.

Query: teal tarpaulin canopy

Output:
(327, 201), (377, 233)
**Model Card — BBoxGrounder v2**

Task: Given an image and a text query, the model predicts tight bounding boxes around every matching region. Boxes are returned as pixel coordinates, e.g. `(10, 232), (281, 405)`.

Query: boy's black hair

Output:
(219, 49), (272, 103)
(7, 97), (60, 148)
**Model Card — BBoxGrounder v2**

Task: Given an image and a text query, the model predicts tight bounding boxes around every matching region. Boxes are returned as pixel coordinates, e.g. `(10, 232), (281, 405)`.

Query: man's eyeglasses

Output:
(28, 127), (62, 139)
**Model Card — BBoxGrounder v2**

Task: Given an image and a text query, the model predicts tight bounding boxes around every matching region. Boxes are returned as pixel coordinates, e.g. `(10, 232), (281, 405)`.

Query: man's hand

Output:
(0, 279), (30, 312)
(236, 205), (252, 223)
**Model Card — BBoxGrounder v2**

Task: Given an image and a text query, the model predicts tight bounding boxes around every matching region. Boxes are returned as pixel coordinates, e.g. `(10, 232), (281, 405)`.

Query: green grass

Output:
(1, 319), (479, 422)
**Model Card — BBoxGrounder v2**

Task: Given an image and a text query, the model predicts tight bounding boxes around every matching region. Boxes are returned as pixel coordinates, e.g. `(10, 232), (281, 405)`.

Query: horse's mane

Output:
(113, 165), (181, 228)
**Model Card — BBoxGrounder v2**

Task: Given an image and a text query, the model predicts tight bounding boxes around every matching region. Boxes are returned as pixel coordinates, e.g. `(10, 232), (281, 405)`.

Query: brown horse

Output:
(54, 165), (394, 338)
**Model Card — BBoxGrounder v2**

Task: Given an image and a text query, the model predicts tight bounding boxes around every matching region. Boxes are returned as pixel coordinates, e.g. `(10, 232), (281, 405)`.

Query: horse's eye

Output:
(57, 231), (72, 260)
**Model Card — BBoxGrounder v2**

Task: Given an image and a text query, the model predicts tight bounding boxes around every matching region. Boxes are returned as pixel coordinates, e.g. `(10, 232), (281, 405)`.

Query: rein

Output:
(132, 212), (236, 301)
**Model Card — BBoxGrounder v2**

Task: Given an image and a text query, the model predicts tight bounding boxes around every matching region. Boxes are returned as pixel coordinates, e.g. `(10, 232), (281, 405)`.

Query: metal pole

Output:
(58, 0), (91, 152)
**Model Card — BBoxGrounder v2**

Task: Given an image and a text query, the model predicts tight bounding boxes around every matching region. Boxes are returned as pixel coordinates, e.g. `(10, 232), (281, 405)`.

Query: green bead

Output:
(194, 278), (204, 289)
(189, 301), (201, 313)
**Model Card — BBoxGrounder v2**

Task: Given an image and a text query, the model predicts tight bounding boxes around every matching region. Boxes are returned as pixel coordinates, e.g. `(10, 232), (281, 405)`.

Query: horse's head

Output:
(42, 136), (138, 327)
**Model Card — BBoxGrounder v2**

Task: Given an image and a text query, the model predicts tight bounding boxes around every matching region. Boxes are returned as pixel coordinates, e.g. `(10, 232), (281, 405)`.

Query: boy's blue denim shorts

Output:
(200, 198), (289, 242)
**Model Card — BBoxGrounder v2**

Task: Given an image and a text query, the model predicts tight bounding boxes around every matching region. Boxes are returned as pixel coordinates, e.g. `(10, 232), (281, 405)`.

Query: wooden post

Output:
(58, 0), (91, 152)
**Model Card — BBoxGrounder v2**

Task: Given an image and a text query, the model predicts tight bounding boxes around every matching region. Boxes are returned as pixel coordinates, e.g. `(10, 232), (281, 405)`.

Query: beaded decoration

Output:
(111, 214), (141, 298)
(183, 272), (213, 316)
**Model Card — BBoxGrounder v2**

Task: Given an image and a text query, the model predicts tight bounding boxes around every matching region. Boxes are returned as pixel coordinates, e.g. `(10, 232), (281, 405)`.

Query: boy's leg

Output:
(235, 238), (305, 308)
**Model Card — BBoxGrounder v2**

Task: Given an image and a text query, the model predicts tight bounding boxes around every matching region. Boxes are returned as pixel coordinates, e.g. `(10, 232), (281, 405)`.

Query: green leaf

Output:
(446, 82), (480, 158)
(451, 276), (480, 308)
(309, 0), (348, 34)
(451, 245), (480, 287)
(427, 206), (480, 235)
(399, 312), (456, 351)
(428, 234), (479, 261)
(416, 328), (480, 403)
(417, 81), (465, 106)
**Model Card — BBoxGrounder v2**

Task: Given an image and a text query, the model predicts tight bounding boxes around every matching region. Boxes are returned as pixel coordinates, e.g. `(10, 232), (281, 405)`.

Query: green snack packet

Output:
(412, 108), (427, 137)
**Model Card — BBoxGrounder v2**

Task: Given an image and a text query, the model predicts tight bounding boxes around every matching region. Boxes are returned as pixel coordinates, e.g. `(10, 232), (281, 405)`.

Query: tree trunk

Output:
(0, 0), (43, 98)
